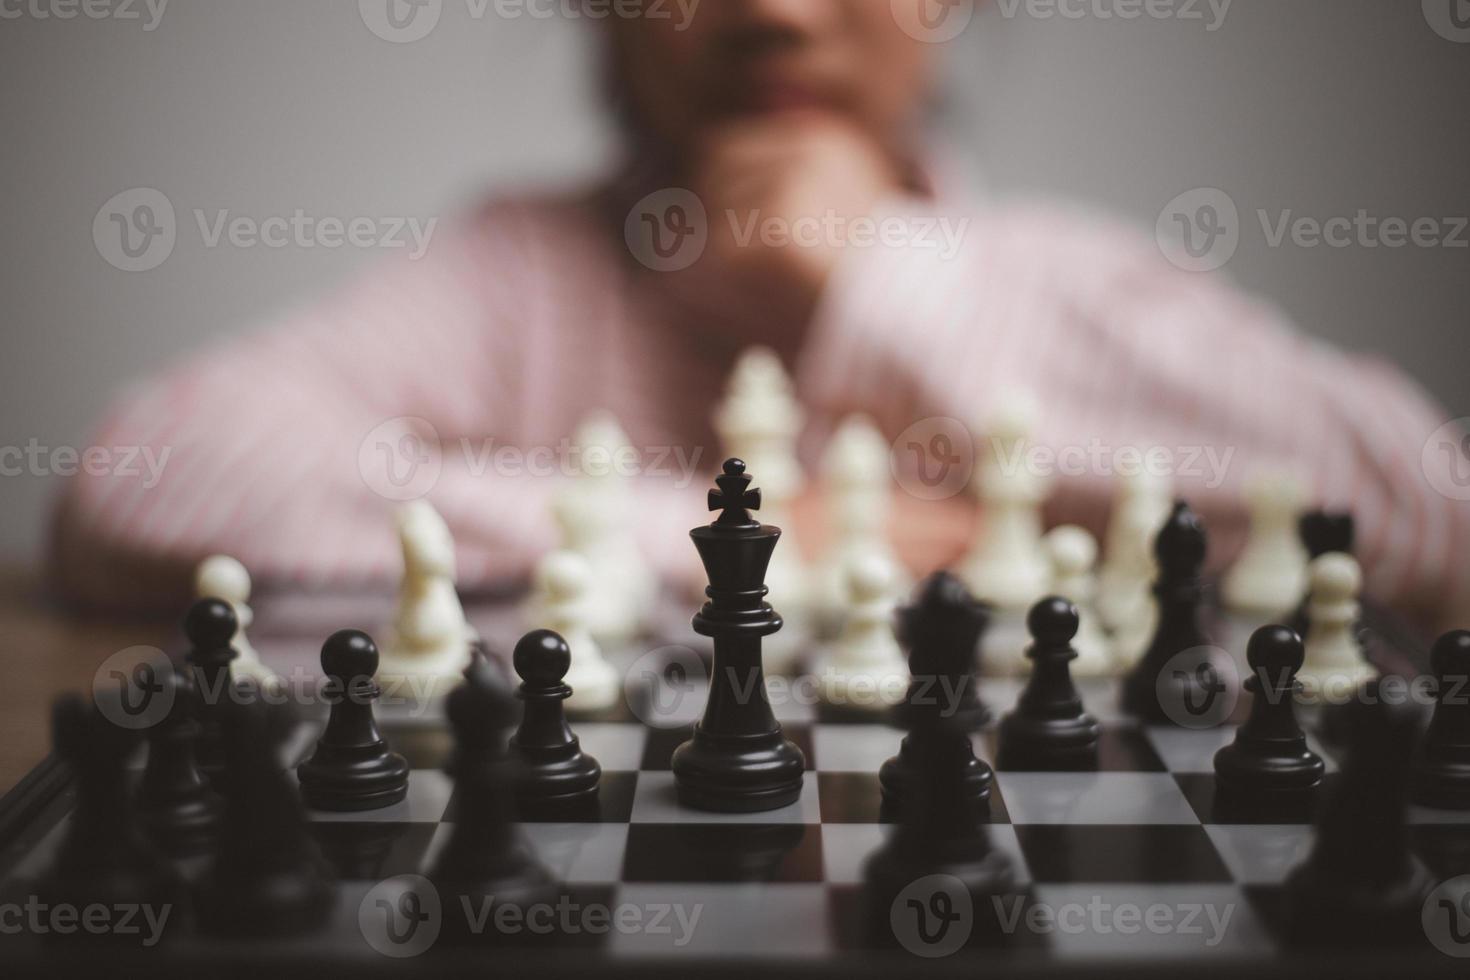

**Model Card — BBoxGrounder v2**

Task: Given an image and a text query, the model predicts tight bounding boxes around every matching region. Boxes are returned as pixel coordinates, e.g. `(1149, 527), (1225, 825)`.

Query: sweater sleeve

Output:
(796, 195), (1469, 629)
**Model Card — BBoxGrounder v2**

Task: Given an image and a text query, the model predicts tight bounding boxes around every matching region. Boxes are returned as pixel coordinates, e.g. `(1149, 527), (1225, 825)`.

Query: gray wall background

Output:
(1, 0), (1466, 563)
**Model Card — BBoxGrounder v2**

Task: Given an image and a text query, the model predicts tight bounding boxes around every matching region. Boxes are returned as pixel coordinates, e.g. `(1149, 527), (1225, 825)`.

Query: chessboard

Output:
(0, 592), (1466, 978)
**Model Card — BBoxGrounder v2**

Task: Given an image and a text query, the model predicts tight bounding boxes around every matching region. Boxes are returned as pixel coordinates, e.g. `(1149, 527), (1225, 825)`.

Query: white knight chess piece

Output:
(380, 501), (476, 683)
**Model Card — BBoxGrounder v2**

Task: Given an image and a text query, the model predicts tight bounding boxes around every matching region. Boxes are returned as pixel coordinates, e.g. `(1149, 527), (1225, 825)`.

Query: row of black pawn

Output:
(32, 597), (598, 944)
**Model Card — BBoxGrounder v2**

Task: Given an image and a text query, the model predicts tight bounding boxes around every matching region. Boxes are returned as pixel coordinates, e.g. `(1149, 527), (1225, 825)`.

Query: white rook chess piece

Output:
(1044, 526), (1113, 677)
(552, 411), (656, 643)
(715, 347), (810, 673)
(380, 501), (476, 684)
(194, 555), (279, 691)
(812, 415), (908, 630)
(1299, 552), (1378, 702)
(818, 554), (908, 714)
(1224, 471), (1310, 617)
(528, 551), (620, 712)
(960, 391), (1051, 612)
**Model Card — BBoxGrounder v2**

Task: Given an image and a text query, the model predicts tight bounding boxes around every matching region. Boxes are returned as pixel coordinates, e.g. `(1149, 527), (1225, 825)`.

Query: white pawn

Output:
(1044, 526), (1113, 677)
(380, 501), (476, 684)
(1096, 467), (1174, 632)
(1299, 552), (1378, 702)
(812, 415), (908, 629)
(529, 552), (620, 712)
(552, 411), (656, 643)
(715, 347), (810, 672)
(817, 555), (908, 714)
(194, 555), (279, 692)
(1223, 471), (1310, 616)
(960, 391), (1051, 611)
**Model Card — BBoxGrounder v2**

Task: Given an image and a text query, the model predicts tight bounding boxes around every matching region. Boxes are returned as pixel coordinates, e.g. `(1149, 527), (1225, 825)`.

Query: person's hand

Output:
(688, 114), (901, 324)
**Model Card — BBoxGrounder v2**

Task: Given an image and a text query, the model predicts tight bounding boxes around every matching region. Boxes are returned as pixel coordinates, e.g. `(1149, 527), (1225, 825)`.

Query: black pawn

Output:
(138, 668), (222, 856)
(997, 598), (1100, 771)
(184, 598), (238, 779)
(37, 696), (179, 945)
(431, 652), (557, 938)
(1284, 682), (1431, 946)
(1122, 501), (1229, 724)
(879, 572), (994, 816)
(197, 700), (334, 937)
(298, 630), (409, 812)
(1214, 626), (1324, 807)
(509, 630), (601, 817)
(1411, 630), (1470, 810)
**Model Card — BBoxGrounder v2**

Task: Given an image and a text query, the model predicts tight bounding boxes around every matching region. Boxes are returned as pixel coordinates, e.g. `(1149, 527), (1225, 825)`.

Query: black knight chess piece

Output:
(297, 630), (410, 811)
(1213, 626), (1324, 813)
(671, 459), (806, 813)
(880, 572), (994, 816)
(138, 667), (223, 856)
(431, 651), (559, 942)
(196, 699), (335, 937)
(1411, 630), (1470, 810)
(997, 597), (1101, 771)
(36, 695), (180, 946)
(509, 629), (602, 817)
(1283, 682), (1431, 947)
(184, 597), (238, 780)
(1122, 501), (1235, 725)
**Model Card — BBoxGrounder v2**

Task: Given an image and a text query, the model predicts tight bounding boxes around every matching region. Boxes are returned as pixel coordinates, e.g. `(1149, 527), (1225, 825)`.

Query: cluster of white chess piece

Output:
(194, 352), (1376, 716)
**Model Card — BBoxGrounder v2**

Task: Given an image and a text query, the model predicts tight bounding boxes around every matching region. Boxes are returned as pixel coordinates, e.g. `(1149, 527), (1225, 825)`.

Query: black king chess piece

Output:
(1213, 625), (1324, 814)
(509, 629), (603, 817)
(1411, 630), (1470, 810)
(1122, 501), (1234, 725)
(672, 459), (806, 812)
(879, 572), (994, 816)
(997, 597), (1101, 771)
(297, 630), (410, 811)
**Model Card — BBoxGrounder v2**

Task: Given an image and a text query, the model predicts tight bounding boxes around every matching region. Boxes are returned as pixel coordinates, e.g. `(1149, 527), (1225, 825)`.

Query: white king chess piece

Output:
(960, 391), (1051, 612)
(817, 554), (909, 714)
(1223, 470), (1310, 617)
(1044, 526), (1114, 677)
(194, 555), (280, 692)
(715, 346), (810, 673)
(380, 500), (477, 684)
(552, 411), (657, 643)
(812, 414), (909, 629)
(1299, 552), (1378, 703)
(528, 551), (620, 712)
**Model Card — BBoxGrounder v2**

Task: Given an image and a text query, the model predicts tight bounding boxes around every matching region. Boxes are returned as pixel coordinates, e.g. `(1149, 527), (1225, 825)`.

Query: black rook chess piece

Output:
(1122, 501), (1232, 725)
(1214, 626), (1325, 809)
(509, 629), (602, 817)
(184, 597), (238, 779)
(997, 597), (1101, 771)
(138, 667), (223, 856)
(671, 459), (806, 813)
(37, 695), (179, 946)
(1283, 682), (1431, 946)
(298, 630), (410, 811)
(1411, 630), (1470, 810)
(879, 572), (994, 815)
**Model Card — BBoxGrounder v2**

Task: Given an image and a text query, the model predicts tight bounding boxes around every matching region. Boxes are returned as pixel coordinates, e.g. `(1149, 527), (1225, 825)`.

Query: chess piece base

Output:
(672, 727), (805, 813)
(1411, 755), (1470, 810)
(298, 751), (410, 812)
(996, 713), (1100, 771)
